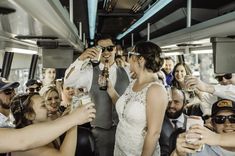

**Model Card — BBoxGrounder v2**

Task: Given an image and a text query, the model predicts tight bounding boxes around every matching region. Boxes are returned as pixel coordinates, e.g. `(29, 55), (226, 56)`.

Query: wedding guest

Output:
(0, 94), (96, 153)
(40, 86), (61, 120)
(162, 57), (175, 86)
(42, 68), (56, 86)
(172, 99), (235, 156)
(0, 77), (19, 128)
(10, 93), (95, 156)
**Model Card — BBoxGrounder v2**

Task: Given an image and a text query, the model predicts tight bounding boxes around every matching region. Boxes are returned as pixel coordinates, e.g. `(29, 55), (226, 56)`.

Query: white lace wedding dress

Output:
(114, 80), (161, 156)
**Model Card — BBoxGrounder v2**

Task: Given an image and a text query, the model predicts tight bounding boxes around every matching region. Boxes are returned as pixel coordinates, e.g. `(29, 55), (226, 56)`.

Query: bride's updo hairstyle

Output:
(134, 41), (163, 73)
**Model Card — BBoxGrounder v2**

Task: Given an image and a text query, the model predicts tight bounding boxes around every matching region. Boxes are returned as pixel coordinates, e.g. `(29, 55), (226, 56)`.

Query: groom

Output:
(65, 34), (130, 156)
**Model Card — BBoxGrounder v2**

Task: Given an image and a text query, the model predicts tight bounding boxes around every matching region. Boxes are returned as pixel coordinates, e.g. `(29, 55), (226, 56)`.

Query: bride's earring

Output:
(138, 61), (141, 68)
(138, 57), (144, 68)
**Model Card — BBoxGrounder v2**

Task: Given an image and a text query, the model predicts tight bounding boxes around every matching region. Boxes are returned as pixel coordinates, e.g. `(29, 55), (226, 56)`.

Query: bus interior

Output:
(0, 0), (235, 92)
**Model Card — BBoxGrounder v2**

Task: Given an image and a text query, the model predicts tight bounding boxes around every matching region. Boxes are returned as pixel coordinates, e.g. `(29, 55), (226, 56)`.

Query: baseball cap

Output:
(211, 99), (235, 116)
(0, 77), (20, 91)
(25, 79), (42, 87)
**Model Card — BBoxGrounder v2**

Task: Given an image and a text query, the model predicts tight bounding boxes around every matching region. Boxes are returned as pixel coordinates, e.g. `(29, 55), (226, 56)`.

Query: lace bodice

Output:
(114, 80), (160, 156)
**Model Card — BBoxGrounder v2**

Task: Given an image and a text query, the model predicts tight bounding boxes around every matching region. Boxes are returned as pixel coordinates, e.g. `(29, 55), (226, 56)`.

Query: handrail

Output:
(151, 11), (235, 46)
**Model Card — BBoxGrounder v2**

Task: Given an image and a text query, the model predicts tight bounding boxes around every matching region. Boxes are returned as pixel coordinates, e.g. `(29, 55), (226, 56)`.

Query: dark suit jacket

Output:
(159, 115), (187, 156)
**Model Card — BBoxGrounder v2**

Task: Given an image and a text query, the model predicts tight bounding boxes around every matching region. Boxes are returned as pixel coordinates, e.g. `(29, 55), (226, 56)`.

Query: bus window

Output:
(184, 52), (217, 84)
(8, 53), (41, 93)
(0, 51), (3, 68)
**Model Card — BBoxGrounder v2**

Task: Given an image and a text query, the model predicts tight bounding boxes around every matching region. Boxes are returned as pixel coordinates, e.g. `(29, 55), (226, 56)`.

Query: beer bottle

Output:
(99, 60), (109, 90)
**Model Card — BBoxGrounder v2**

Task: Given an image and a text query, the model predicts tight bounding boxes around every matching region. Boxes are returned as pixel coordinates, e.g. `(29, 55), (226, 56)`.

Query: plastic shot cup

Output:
(90, 46), (102, 64)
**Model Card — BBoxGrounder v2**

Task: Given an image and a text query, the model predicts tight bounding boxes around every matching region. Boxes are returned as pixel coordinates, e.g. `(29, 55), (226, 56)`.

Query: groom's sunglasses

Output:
(100, 45), (115, 53)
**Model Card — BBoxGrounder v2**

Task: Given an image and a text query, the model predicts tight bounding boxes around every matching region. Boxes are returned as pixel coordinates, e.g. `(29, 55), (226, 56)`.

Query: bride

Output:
(107, 41), (168, 156)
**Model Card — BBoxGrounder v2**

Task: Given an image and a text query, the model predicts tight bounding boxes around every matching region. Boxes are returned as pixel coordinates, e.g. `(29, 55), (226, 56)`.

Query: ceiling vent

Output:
(0, 7), (15, 14)
(177, 43), (201, 47)
(37, 41), (58, 49)
(15, 36), (58, 40)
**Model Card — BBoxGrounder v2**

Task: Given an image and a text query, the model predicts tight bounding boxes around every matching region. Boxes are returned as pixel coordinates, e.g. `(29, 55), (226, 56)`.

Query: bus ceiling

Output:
(0, 0), (84, 52)
(0, 0), (235, 52)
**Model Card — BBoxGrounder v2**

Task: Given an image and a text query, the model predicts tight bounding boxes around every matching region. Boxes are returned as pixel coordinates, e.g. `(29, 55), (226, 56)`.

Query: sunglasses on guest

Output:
(128, 51), (140, 60)
(3, 89), (14, 95)
(215, 73), (232, 82)
(27, 87), (41, 93)
(212, 115), (235, 124)
(97, 45), (115, 53)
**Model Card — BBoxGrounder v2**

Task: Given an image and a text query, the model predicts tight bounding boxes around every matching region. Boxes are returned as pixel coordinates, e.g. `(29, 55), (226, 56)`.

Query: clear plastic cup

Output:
(184, 75), (194, 91)
(186, 116), (204, 144)
(72, 96), (81, 109)
(184, 75), (193, 92)
(90, 46), (102, 64)
(80, 95), (92, 105)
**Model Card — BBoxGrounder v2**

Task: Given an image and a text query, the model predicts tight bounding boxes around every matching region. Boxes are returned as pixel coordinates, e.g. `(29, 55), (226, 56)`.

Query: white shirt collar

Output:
(176, 113), (185, 124)
(99, 62), (118, 70)
(0, 113), (8, 122)
(170, 113), (185, 127)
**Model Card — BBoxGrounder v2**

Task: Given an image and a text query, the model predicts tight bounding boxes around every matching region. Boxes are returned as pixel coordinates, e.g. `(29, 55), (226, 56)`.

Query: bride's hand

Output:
(107, 78), (115, 94)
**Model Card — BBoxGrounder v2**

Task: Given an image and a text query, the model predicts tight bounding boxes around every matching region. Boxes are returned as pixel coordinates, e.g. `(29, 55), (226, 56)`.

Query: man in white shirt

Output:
(64, 35), (130, 156)
(0, 77), (19, 128)
(185, 73), (235, 117)
(185, 73), (235, 101)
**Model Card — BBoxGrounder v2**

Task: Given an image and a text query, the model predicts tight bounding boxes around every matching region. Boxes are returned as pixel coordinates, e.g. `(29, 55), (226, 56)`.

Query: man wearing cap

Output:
(172, 99), (235, 156)
(0, 77), (19, 127)
(25, 79), (42, 93)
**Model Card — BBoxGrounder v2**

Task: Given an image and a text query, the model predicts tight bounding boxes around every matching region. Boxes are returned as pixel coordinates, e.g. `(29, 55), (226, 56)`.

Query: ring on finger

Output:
(199, 134), (203, 140)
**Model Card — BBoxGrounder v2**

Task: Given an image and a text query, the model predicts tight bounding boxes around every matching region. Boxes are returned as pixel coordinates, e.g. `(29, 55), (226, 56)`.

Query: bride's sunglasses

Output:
(3, 89), (14, 95)
(128, 51), (140, 60)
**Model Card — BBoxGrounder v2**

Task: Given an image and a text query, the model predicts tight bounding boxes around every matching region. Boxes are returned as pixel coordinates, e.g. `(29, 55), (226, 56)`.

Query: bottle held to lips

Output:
(90, 46), (102, 64)
(99, 60), (109, 90)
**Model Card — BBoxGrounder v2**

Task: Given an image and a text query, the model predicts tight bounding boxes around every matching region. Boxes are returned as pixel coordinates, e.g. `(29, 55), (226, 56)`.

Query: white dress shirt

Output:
(213, 84), (235, 101)
(170, 113), (185, 129)
(199, 84), (235, 116)
(0, 112), (15, 128)
(200, 92), (217, 116)
(64, 59), (130, 91)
